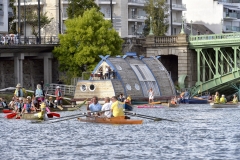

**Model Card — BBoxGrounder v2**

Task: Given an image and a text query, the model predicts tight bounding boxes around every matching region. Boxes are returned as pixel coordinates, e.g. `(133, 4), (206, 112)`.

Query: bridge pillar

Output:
(42, 53), (53, 85)
(14, 53), (24, 86)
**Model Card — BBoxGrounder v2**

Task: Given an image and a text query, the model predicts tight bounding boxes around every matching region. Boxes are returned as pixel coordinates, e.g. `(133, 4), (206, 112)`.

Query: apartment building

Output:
(0, 0), (13, 34)
(14, 0), (186, 38)
(183, 0), (240, 34)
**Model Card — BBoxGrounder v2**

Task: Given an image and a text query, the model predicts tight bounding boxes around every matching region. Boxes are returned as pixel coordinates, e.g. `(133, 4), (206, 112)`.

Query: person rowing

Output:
(219, 95), (227, 104)
(110, 96), (124, 117)
(232, 94), (238, 104)
(101, 97), (111, 118)
(87, 96), (102, 115)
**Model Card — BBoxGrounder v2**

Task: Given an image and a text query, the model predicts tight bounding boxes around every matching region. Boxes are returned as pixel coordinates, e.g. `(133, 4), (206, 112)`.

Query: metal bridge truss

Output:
(190, 46), (240, 96)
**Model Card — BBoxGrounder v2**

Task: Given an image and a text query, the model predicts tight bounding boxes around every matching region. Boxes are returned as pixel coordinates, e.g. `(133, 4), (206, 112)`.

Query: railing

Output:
(128, 15), (147, 20)
(173, 18), (182, 23)
(172, 3), (186, 10)
(189, 32), (240, 42)
(225, 25), (240, 32)
(224, 12), (237, 18)
(128, 0), (146, 4)
(155, 36), (178, 44)
(0, 36), (59, 45)
(217, 0), (240, 3)
(47, 83), (76, 96)
(122, 37), (145, 45)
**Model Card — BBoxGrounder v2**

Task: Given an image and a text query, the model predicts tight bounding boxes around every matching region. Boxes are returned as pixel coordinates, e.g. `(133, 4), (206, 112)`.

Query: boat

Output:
(78, 116), (143, 125)
(167, 103), (179, 107)
(188, 98), (209, 104)
(210, 103), (239, 108)
(137, 105), (163, 108)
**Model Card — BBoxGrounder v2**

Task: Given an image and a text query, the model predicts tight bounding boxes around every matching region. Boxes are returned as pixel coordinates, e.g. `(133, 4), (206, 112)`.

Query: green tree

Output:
(144, 0), (169, 36)
(67, 0), (100, 19)
(53, 8), (123, 79)
(24, 7), (53, 37)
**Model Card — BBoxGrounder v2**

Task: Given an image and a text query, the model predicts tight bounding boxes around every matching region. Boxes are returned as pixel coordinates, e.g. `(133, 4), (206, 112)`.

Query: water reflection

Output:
(0, 104), (240, 159)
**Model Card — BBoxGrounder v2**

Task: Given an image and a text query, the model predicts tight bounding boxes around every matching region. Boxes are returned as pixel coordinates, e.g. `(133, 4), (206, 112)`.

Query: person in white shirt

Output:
(101, 97), (111, 118)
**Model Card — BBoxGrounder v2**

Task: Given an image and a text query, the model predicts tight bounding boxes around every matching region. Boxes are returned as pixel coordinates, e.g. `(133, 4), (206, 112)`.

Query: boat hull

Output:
(210, 103), (239, 108)
(78, 116), (143, 125)
(17, 113), (43, 120)
(137, 105), (163, 108)
(167, 103), (179, 107)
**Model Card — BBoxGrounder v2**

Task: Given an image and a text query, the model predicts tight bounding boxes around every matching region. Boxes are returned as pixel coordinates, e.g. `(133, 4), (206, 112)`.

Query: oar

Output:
(125, 112), (176, 122)
(48, 114), (86, 123)
(47, 112), (60, 118)
(5, 113), (17, 119)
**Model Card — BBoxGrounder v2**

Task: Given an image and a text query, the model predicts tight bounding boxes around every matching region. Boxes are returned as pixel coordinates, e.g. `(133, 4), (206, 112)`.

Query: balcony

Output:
(218, 0), (240, 3)
(128, 0), (145, 7)
(223, 12), (238, 19)
(172, 18), (182, 25)
(62, 0), (69, 4)
(224, 25), (240, 32)
(172, 3), (186, 11)
(14, 0), (44, 6)
(98, 0), (116, 5)
(128, 15), (147, 22)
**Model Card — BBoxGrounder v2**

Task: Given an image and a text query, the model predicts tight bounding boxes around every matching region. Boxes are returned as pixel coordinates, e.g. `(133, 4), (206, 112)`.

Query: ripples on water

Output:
(0, 104), (240, 160)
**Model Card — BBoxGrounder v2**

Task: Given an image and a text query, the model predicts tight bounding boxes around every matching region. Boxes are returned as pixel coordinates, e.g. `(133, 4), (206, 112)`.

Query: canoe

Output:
(137, 105), (163, 108)
(210, 103), (239, 108)
(78, 116), (143, 125)
(167, 103), (179, 107)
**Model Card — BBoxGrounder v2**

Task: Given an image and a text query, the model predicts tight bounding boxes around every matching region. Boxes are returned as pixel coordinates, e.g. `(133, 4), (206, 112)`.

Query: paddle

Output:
(5, 113), (17, 119)
(48, 114), (86, 123)
(48, 112), (60, 118)
(125, 111), (176, 122)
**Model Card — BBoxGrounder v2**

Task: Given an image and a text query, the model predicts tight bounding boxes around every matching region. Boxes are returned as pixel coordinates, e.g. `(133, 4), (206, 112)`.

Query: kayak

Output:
(210, 103), (239, 108)
(137, 105), (163, 108)
(78, 116), (143, 125)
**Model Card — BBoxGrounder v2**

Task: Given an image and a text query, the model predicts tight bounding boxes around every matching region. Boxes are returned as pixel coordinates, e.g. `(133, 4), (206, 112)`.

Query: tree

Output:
(67, 0), (100, 19)
(144, 0), (169, 36)
(53, 8), (123, 79)
(24, 7), (53, 37)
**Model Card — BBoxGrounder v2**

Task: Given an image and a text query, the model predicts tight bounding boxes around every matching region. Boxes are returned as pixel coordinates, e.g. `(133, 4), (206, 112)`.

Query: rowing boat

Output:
(137, 105), (163, 108)
(210, 103), (239, 108)
(78, 116), (143, 125)
(167, 103), (179, 107)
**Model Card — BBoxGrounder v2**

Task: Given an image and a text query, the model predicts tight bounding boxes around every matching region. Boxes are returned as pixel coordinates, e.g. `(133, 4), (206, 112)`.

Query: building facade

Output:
(0, 0), (13, 34)
(183, 0), (240, 34)
(13, 0), (186, 38)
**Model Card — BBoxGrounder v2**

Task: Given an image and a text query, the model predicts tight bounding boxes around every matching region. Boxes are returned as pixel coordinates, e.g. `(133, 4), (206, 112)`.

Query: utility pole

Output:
(110, 0), (113, 23)
(18, 0), (21, 44)
(24, 0), (26, 44)
(59, 0), (61, 34)
(170, 0), (173, 35)
(37, 0), (41, 44)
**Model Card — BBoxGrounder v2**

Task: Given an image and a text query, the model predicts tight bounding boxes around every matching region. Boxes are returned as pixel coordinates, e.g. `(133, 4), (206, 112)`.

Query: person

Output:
(118, 93), (125, 102)
(214, 92), (220, 103)
(46, 96), (54, 108)
(232, 94), (238, 104)
(105, 66), (109, 79)
(148, 88), (154, 104)
(183, 90), (190, 104)
(14, 83), (26, 98)
(8, 97), (16, 110)
(219, 95), (227, 104)
(16, 97), (24, 113)
(111, 96), (124, 117)
(0, 98), (8, 108)
(101, 97), (111, 118)
(170, 97), (177, 105)
(34, 102), (46, 119)
(124, 95), (131, 104)
(34, 84), (44, 102)
(87, 96), (102, 112)
(40, 80), (44, 93)
(55, 86), (63, 106)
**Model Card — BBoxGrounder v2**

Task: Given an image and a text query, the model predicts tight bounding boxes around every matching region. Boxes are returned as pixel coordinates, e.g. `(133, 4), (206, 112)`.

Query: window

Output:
(80, 85), (87, 92)
(126, 84), (131, 90)
(89, 84), (96, 91)
(135, 83), (140, 90)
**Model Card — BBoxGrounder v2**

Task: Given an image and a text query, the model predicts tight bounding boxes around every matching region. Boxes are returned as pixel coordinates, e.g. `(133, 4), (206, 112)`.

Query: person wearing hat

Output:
(14, 83), (25, 98)
(55, 86), (63, 106)
(220, 94), (227, 104)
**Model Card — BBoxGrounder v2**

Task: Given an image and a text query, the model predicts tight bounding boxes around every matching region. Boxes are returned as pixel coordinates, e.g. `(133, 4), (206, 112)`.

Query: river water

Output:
(0, 104), (240, 160)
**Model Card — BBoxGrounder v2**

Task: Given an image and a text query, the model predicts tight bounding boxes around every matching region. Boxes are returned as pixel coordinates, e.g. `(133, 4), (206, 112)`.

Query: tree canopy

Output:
(53, 8), (123, 79)
(67, 0), (100, 19)
(143, 0), (169, 36)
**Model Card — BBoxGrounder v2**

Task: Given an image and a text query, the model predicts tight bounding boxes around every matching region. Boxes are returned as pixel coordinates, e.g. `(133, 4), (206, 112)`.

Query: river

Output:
(0, 104), (240, 160)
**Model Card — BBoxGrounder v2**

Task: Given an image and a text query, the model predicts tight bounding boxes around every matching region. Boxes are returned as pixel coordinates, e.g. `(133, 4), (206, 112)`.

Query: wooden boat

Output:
(78, 116), (143, 125)
(167, 103), (179, 107)
(137, 105), (163, 108)
(210, 103), (239, 108)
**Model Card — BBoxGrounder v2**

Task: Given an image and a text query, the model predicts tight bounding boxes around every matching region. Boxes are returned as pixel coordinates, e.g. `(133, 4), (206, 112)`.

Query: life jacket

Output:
(26, 103), (31, 113)
(55, 90), (62, 100)
(233, 97), (238, 103)
(214, 96), (220, 103)
(14, 89), (24, 97)
(35, 89), (43, 97)
(220, 97), (227, 104)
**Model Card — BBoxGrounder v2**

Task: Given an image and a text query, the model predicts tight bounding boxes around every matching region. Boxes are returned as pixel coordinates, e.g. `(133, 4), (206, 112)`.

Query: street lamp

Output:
(190, 20), (192, 35)
(180, 15), (185, 34)
(110, 0), (113, 23)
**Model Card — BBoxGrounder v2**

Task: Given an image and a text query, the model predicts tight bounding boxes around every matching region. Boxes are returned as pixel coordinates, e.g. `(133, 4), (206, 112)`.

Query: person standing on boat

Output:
(111, 96), (124, 117)
(214, 92), (220, 103)
(148, 88), (154, 104)
(232, 94), (238, 104)
(101, 97), (111, 118)
(87, 96), (102, 112)
(55, 86), (63, 106)
(14, 83), (26, 98)
(219, 95), (227, 104)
